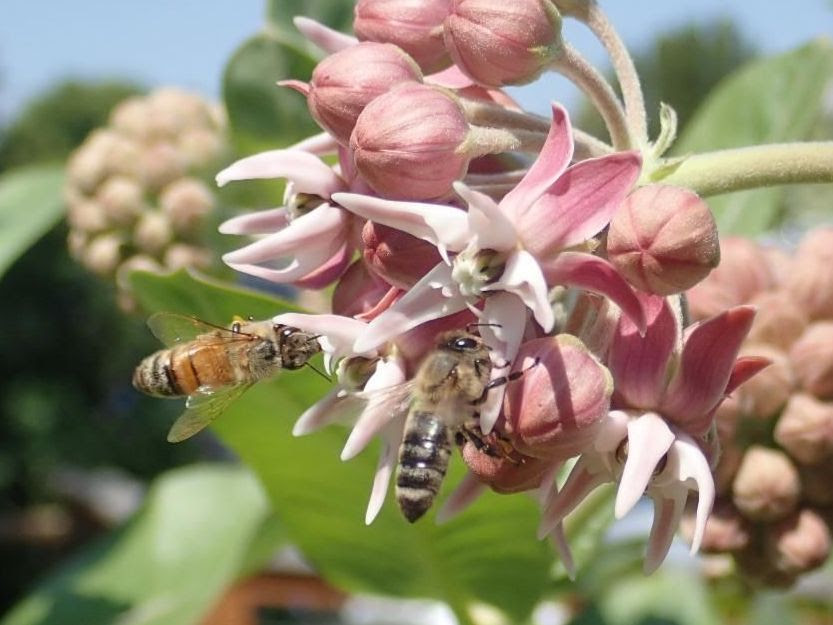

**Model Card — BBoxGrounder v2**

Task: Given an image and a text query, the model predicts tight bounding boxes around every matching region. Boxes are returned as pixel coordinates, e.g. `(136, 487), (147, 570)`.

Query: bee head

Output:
(274, 324), (322, 369)
(438, 330), (486, 354)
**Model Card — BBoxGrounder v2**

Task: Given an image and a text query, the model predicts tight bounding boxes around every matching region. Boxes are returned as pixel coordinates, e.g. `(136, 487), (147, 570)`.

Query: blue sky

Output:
(1, 0), (831, 123)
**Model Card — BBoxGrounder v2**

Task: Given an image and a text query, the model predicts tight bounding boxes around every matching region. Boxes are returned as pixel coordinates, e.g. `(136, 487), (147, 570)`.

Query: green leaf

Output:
(1, 464), (280, 625)
(0, 164), (65, 279)
(129, 269), (557, 621)
(222, 32), (319, 154)
(674, 40), (833, 235)
(129, 268), (299, 323)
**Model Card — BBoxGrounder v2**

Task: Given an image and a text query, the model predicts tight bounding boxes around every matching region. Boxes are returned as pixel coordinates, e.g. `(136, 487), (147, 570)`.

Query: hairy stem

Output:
(551, 43), (632, 150)
(461, 99), (551, 132)
(656, 142), (833, 196)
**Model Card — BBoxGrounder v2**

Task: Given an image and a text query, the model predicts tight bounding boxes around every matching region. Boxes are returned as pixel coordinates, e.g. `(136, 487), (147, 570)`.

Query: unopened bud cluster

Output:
(685, 229), (833, 587)
(65, 88), (226, 309)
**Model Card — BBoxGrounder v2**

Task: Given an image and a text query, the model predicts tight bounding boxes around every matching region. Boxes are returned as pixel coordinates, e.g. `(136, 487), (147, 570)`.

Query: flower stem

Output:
(551, 43), (632, 150)
(655, 142), (833, 196)
(582, 2), (649, 146)
(461, 99), (551, 132)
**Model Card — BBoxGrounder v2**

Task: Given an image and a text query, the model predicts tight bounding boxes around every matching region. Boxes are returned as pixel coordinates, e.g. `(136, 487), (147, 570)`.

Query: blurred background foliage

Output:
(1, 1), (832, 624)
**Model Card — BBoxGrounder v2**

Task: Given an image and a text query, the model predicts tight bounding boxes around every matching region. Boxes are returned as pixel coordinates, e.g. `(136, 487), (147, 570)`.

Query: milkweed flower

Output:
(335, 103), (643, 429)
(537, 295), (766, 571)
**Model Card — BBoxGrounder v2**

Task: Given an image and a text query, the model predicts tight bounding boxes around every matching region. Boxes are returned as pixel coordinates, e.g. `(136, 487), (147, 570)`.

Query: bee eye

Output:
(453, 337), (478, 350)
(281, 327), (295, 338)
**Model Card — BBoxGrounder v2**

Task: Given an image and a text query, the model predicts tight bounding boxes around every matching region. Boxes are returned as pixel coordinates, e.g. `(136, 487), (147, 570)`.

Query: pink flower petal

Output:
(537, 457), (608, 539)
(332, 192), (470, 252)
(660, 306), (756, 434)
(365, 422), (405, 525)
(292, 386), (353, 436)
(478, 292), (527, 433)
(487, 250), (554, 331)
(293, 242), (352, 289)
(342, 357), (408, 460)
(435, 472), (487, 524)
(453, 182), (517, 251)
(501, 103), (573, 215)
(643, 491), (686, 574)
(543, 251), (647, 333)
(668, 435), (715, 555)
(223, 204), (348, 264)
(277, 79), (311, 97)
(219, 207), (289, 235)
(548, 522), (577, 581)
(614, 412), (675, 519)
(288, 131), (339, 155)
(609, 294), (676, 409)
(518, 151), (642, 257)
(354, 263), (468, 353)
(725, 356), (772, 395)
(293, 16), (357, 53)
(426, 65), (476, 89)
(355, 286), (403, 322)
(216, 149), (346, 197)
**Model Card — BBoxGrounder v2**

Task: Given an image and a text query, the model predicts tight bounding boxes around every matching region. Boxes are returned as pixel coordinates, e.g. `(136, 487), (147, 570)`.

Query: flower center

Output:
(287, 191), (327, 220)
(451, 246), (504, 298)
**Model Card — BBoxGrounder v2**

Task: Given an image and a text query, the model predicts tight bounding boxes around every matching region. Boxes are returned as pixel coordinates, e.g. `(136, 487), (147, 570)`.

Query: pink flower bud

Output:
(331, 259), (396, 319)
(138, 142), (186, 191)
(732, 446), (800, 522)
(774, 393), (833, 465)
(159, 178), (215, 234)
(362, 221), (443, 288)
(306, 42), (423, 145)
(354, 0), (452, 73)
(687, 237), (775, 320)
(734, 344), (793, 420)
(350, 83), (475, 200)
(785, 228), (833, 320)
(460, 439), (552, 493)
(443, 0), (563, 87)
(606, 185), (719, 295)
(503, 335), (613, 460)
(789, 321), (833, 399)
(764, 509), (831, 576)
(83, 233), (123, 276)
(67, 198), (107, 233)
(681, 501), (750, 553)
(745, 290), (807, 350)
(163, 243), (211, 271)
(95, 176), (144, 227)
(133, 211), (173, 255)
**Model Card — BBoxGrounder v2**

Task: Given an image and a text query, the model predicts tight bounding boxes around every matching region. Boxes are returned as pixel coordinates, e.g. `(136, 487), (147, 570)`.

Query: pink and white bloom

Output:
(538, 296), (767, 572)
(334, 103), (643, 429)
(217, 148), (360, 288)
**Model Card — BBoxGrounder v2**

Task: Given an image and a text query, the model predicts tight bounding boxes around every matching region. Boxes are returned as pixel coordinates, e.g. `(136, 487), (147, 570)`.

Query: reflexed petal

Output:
(478, 292), (528, 433)
(292, 386), (351, 436)
(354, 263), (468, 353)
(293, 16), (357, 53)
(333, 192), (470, 252)
(661, 306), (756, 434)
(538, 456), (609, 539)
(222, 204), (347, 264)
(725, 356), (771, 395)
(436, 472), (487, 524)
(548, 522), (576, 581)
(643, 491), (686, 574)
(342, 358), (408, 460)
(365, 421), (405, 525)
(453, 182), (517, 251)
(487, 250), (554, 331)
(216, 149), (345, 197)
(614, 412), (675, 519)
(518, 151), (642, 255)
(226, 243), (339, 284)
(293, 242), (352, 289)
(608, 294), (676, 409)
(595, 409), (630, 453)
(543, 251), (646, 333)
(219, 207), (289, 235)
(501, 103), (573, 214)
(288, 131), (339, 155)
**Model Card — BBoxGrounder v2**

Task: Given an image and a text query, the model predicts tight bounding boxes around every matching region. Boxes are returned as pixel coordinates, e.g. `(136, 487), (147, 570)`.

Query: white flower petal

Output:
(216, 149), (345, 197)
(486, 250), (554, 332)
(219, 207), (289, 235)
(643, 491), (686, 574)
(365, 422), (405, 525)
(670, 435), (715, 555)
(538, 456), (609, 539)
(453, 181), (517, 252)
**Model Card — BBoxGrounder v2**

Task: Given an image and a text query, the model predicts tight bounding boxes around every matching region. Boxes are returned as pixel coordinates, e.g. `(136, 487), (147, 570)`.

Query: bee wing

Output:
(166, 383), (252, 443)
(351, 379), (415, 419)
(147, 312), (254, 347)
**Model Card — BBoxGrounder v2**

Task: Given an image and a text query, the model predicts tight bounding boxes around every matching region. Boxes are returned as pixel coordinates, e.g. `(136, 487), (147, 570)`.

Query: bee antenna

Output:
(306, 362), (331, 382)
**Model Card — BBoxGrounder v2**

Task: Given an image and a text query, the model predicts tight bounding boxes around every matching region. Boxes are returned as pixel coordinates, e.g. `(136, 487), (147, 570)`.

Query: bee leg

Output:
(457, 421), (500, 457)
(471, 357), (541, 406)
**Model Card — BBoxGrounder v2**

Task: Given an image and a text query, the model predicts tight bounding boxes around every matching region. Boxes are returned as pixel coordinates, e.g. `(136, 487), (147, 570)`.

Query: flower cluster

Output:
(216, 0), (765, 576)
(682, 230), (833, 587)
(65, 88), (227, 310)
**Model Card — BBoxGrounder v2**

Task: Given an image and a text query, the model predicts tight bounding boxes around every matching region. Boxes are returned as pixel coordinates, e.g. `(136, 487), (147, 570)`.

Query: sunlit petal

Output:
(293, 16), (357, 53)
(453, 182), (517, 251)
(219, 207), (289, 235)
(487, 250), (554, 332)
(216, 149), (345, 196)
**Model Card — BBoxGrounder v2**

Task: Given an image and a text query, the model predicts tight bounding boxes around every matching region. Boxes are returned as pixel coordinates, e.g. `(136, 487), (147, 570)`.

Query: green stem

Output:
(656, 142), (833, 196)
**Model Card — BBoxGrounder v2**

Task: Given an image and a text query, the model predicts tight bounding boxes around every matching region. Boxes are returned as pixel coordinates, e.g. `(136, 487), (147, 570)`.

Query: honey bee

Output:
(392, 330), (534, 522)
(133, 313), (322, 442)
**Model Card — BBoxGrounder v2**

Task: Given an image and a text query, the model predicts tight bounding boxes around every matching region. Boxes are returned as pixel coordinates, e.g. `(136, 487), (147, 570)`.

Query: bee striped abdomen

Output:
(395, 410), (451, 523)
(133, 349), (182, 397)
